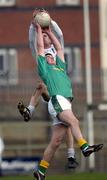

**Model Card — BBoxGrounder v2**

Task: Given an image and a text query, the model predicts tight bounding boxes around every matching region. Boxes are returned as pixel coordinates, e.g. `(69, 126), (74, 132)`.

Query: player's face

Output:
(46, 54), (56, 65)
(42, 33), (52, 47)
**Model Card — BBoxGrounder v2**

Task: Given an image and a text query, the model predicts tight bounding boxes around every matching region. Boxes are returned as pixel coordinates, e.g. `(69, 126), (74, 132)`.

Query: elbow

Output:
(37, 44), (44, 51)
(59, 34), (63, 38)
(56, 46), (63, 52)
(37, 42), (44, 49)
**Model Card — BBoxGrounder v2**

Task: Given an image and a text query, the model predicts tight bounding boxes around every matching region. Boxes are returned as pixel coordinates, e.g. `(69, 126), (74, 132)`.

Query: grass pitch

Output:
(1, 173), (107, 180)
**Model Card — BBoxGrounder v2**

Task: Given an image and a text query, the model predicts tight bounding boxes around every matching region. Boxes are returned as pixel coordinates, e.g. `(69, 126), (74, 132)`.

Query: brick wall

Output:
(0, 0), (101, 104)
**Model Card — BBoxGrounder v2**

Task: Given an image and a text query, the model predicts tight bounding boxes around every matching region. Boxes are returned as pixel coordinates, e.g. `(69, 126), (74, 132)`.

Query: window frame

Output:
(64, 46), (82, 83)
(0, 49), (8, 76)
(56, 0), (80, 6)
(0, 0), (15, 7)
(0, 48), (18, 86)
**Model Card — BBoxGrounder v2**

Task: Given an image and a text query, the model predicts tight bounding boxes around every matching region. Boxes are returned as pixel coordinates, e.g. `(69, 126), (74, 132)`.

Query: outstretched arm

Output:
(36, 23), (45, 56)
(51, 20), (64, 50)
(29, 9), (45, 60)
(44, 27), (65, 62)
(29, 24), (37, 60)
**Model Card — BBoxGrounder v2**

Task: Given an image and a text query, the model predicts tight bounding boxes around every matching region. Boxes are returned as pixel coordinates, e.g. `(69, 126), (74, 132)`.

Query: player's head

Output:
(42, 33), (52, 48)
(45, 53), (56, 65)
(45, 45), (57, 65)
(42, 33), (57, 64)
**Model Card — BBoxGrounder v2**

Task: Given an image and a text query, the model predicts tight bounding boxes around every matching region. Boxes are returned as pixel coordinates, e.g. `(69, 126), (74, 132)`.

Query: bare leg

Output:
(43, 124), (67, 163)
(17, 87), (42, 121)
(29, 88), (42, 108)
(58, 109), (103, 158)
(59, 109), (83, 142)
(66, 127), (79, 168)
(66, 127), (75, 158)
(66, 127), (74, 150)
(33, 124), (67, 178)
(28, 82), (49, 112)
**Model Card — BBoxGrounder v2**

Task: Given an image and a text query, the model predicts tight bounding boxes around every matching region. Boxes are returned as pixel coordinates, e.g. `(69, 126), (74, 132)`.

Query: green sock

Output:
(80, 143), (89, 151)
(38, 160), (49, 175)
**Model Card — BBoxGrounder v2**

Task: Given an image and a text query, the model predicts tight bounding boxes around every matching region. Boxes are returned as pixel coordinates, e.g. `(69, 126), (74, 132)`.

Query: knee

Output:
(51, 137), (62, 149)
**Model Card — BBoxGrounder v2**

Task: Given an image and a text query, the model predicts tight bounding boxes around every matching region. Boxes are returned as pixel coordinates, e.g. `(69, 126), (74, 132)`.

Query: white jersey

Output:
(29, 20), (64, 61)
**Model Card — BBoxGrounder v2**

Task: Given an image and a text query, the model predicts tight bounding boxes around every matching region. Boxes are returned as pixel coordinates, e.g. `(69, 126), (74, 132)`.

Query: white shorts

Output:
(48, 95), (72, 126)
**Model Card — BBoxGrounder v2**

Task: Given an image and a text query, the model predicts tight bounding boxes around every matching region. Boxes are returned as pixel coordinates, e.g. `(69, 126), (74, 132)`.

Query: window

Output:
(56, 0), (80, 6)
(0, 49), (18, 85)
(0, 49), (8, 75)
(64, 47), (82, 83)
(0, 0), (15, 7)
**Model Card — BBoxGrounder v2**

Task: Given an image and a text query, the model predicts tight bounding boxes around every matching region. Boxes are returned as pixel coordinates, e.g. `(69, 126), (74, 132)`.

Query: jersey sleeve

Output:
(50, 20), (64, 51)
(29, 24), (37, 60)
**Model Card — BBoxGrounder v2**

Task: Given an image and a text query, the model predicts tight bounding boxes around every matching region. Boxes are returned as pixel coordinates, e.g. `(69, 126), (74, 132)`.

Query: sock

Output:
(38, 160), (49, 175)
(67, 148), (75, 159)
(27, 105), (35, 115)
(78, 138), (89, 151)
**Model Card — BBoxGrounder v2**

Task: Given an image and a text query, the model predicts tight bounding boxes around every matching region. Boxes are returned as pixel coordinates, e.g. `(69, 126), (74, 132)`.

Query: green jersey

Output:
(37, 55), (73, 98)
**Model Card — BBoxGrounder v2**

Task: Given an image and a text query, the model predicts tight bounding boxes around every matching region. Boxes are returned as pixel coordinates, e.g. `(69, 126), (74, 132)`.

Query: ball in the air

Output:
(35, 12), (51, 28)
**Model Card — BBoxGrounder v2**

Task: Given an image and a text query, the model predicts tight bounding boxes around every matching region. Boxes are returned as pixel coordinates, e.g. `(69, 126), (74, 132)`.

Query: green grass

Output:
(1, 173), (107, 180)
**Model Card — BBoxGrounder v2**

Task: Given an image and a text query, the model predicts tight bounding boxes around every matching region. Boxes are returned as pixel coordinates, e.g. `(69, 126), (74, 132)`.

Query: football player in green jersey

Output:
(32, 21), (103, 180)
